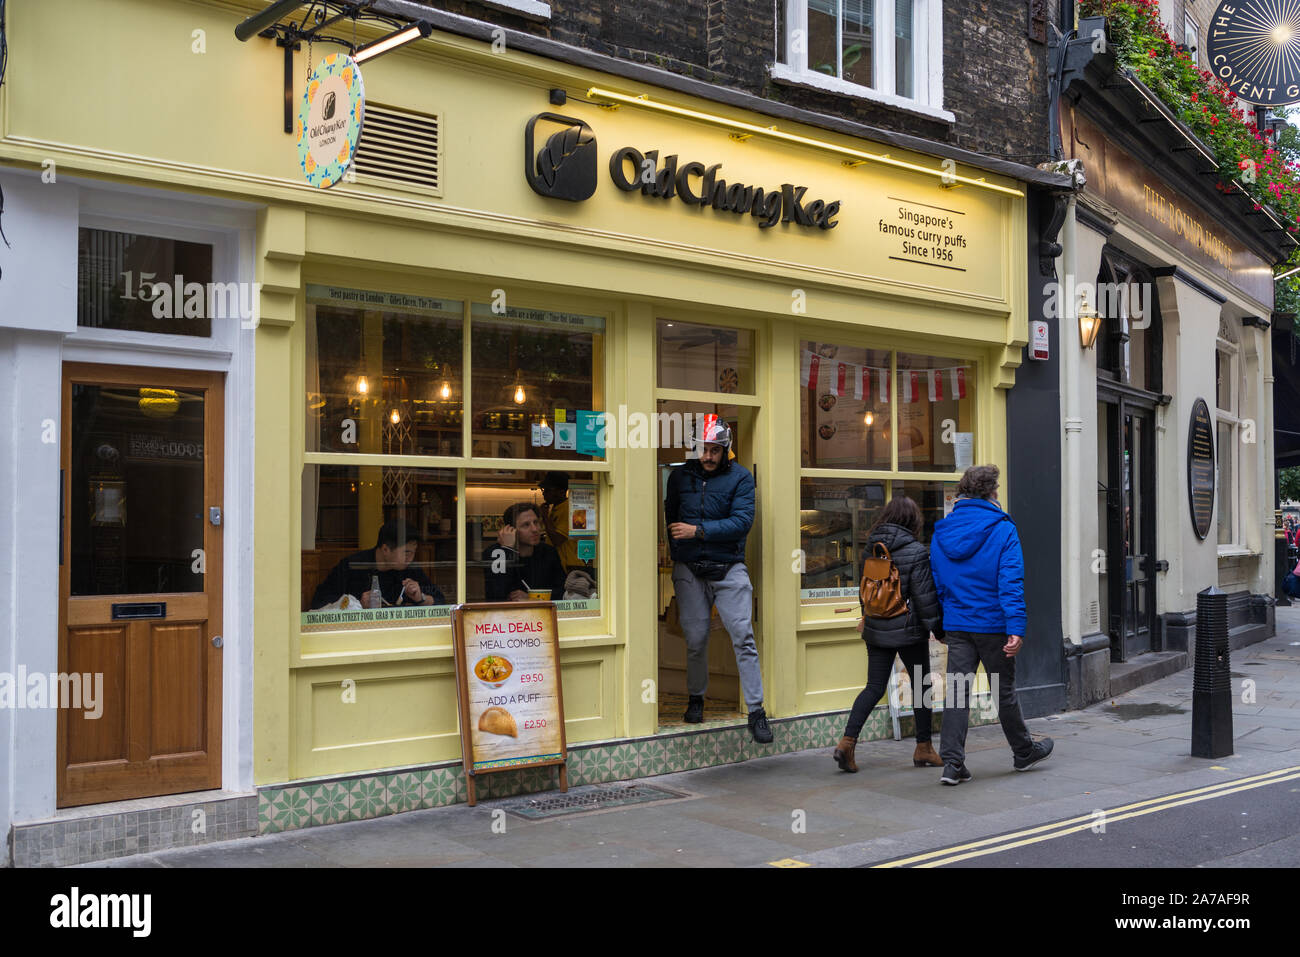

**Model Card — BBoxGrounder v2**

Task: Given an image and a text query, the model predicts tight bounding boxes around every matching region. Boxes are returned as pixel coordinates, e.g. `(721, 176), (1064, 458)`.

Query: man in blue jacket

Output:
(930, 464), (1052, 785)
(665, 415), (773, 743)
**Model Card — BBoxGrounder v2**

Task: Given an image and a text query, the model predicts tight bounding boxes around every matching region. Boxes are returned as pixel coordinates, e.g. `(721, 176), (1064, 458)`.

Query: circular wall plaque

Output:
(1188, 397), (1216, 540)
(1203, 1), (1300, 106)
(297, 53), (365, 189)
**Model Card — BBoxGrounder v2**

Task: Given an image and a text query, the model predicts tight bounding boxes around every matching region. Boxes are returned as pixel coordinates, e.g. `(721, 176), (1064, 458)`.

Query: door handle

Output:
(211, 635), (223, 648)
(209, 506), (222, 526)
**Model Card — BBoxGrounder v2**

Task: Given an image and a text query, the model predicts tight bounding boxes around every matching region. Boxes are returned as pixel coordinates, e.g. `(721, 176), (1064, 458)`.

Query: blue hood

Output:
(934, 498), (1010, 561)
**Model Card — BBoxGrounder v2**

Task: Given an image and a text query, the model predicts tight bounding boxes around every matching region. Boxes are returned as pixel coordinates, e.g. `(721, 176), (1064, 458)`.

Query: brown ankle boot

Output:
(834, 736), (858, 773)
(913, 741), (943, 767)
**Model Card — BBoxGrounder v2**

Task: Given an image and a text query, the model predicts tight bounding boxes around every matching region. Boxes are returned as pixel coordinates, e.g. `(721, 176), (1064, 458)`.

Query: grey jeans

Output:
(671, 561), (764, 711)
(939, 630), (1034, 768)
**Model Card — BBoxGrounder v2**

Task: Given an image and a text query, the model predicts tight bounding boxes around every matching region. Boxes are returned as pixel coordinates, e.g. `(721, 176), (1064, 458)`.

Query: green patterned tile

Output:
(267, 787), (311, 832)
(346, 776), (389, 820)
(310, 782), (353, 826)
(388, 772), (422, 813)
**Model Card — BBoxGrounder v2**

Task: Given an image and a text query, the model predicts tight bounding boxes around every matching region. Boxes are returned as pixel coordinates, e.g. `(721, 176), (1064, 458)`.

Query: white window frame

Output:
(1185, 13), (1200, 68)
(1215, 337), (1243, 553)
(772, 0), (953, 123)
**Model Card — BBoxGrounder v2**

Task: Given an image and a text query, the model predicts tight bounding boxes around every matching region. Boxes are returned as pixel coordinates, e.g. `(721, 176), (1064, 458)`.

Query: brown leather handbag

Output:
(859, 542), (908, 619)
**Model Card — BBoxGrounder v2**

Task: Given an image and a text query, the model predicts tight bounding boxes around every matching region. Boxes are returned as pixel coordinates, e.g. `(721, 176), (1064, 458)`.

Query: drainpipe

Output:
(1061, 195), (1083, 646)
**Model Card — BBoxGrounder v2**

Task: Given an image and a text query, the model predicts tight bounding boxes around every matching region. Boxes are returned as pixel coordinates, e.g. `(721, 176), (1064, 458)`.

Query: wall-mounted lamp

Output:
(1078, 290), (1102, 349)
(354, 20), (432, 63)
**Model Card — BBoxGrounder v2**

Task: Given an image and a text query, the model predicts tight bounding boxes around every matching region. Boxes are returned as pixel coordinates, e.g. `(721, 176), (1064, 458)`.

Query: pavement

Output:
(89, 610), (1300, 868)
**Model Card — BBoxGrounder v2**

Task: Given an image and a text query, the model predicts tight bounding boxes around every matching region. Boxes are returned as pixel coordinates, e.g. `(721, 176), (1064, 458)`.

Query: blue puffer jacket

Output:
(929, 498), (1027, 637)
(664, 457), (754, 564)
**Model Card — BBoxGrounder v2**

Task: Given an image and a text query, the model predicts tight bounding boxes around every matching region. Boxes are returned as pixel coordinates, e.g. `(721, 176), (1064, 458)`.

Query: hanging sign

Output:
(297, 53), (365, 188)
(1205, 1), (1300, 105)
(451, 602), (568, 806)
(1188, 398), (1216, 540)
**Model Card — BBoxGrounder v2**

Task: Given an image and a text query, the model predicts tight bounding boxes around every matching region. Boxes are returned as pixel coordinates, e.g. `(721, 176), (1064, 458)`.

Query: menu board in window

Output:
(452, 602), (568, 805)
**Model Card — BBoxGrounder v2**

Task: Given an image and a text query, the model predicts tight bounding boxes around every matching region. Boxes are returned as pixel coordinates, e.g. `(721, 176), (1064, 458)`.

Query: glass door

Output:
(1100, 395), (1156, 661)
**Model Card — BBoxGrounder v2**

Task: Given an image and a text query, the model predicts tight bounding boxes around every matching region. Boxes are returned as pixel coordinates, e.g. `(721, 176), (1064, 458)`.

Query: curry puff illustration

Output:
(478, 706), (518, 738)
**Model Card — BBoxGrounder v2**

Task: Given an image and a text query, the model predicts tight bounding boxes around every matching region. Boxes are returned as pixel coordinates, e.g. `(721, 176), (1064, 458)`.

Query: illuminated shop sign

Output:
(525, 113), (841, 230)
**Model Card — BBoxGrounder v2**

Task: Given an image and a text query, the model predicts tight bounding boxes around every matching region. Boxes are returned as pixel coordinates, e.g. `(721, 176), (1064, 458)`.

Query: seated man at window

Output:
(311, 522), (445, 610)
(482, 503), (567, 602)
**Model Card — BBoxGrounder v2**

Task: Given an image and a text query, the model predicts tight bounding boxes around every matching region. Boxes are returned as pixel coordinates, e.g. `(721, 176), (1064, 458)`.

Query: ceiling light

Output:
(354, 20), (432, 63)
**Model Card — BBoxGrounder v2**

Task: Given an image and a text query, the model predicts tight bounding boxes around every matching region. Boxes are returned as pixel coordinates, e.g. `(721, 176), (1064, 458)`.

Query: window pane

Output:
(470, 305), (604, 462)
(808, 0), (840, 76)
(301, 465), (456, 629)
(1217, 423), (1234, 545)
(801, 342), (891, 470)
(657, 320), (755, 394)
(306, 286), (464, 456)
(800, 478), (885, 604)
(895, 352), (976, 473)
(843, 0), (874, 87)
(1216, 349), (1233, 412)
(69, 383), (206, 596)
(892, 480), (955, 543)
(466, 470), (600, 618)
(894, 0), (914, 98)
(78, 228), (214, 336)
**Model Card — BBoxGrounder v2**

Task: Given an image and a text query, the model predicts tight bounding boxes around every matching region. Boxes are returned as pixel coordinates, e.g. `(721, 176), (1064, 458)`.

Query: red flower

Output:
(1191, 92), (1198, 103)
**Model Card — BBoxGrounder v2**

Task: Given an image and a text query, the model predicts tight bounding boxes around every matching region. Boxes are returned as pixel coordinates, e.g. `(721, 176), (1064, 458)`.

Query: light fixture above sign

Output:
(233, 2), (432, 133)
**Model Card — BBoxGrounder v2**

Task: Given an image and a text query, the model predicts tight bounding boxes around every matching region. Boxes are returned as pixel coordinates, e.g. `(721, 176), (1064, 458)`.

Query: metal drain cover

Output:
(497, 783), (690, 820)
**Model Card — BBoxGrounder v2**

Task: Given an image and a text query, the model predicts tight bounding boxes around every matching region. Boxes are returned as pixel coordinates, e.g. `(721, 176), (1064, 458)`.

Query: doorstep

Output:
(8, 790), (257, 868)
(1109, 651), (1188, 698)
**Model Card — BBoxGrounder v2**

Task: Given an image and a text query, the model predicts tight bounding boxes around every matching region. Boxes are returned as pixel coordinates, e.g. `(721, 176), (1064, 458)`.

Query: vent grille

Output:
(353, 104), (440, 193)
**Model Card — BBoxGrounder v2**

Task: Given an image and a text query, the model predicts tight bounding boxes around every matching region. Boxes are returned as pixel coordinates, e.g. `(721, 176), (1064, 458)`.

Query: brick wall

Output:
(417, 0), (1054, 163)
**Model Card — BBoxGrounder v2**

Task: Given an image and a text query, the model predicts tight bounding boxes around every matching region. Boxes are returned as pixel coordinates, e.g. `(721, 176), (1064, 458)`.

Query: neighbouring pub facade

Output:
(1, 0), (1073, 864)
(1047, 14), (1287, 708)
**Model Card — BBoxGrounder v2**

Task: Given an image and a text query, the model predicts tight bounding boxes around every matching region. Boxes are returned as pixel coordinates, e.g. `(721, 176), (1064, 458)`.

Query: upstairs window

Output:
(775, 0), (949, 120)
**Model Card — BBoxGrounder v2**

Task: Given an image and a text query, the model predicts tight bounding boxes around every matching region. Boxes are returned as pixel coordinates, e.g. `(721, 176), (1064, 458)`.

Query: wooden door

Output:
(58, 363), (223, 807)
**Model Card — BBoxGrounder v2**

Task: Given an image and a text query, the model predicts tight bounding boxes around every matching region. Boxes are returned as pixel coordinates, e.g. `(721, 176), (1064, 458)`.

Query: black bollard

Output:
(1191, 586), (1233, 759)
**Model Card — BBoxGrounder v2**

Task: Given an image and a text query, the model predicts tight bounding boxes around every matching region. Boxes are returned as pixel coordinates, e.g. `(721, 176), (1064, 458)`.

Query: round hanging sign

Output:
(1204, 1), (1300, 105)
(1188, 398), (1216, 541)
(297, 53), (365, 189)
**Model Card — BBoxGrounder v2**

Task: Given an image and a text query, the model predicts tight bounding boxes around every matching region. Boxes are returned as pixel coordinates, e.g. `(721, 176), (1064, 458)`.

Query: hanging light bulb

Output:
(356, 375), (370, 395)
(390, 409), (401, 425)
(440, 379), (451, 400)
(864, 410), (874, 426)
(512, 369), (527, 405)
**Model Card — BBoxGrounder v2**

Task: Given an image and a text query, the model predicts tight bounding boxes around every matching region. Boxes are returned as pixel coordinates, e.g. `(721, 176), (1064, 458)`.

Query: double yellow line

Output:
(873, 765), (1300, 868)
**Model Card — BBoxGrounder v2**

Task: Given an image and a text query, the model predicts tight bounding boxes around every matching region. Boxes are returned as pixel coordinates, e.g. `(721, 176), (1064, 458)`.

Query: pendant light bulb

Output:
(356, 375), (370, 395)
(440, 380), (451, 400)
(514, 384), (526, 405)
(390, 409), (401, 425)
(864, 410), (874, 426)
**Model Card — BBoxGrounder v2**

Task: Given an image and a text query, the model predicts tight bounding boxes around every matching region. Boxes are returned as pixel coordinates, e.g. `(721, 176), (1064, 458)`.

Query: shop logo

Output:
(524, 113), (598, 202)
(1205, 0), (1300, 104)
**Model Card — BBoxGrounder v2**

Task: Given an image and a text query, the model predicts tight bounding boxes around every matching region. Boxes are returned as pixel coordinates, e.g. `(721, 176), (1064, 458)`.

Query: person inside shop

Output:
(665, 414), (773, 744)
(310, 521), (446, 610)
(482, 502), (568, 602)
(537, 471), (598, 597)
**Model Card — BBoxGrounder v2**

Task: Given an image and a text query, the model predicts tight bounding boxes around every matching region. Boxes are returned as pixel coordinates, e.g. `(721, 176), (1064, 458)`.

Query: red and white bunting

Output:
(853, 365), (870, 400)
(801, 351), (821, 389)
(951, 367), (967, 399)
(833, 361), (851, 396)
(880, 368), (890, 403)
(906, 371), (920, 403)
(928, 369), (944, 402)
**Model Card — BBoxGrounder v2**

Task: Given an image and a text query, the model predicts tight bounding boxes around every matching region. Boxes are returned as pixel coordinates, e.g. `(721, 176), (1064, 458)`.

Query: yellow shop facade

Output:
(0, 0), (1047, 857)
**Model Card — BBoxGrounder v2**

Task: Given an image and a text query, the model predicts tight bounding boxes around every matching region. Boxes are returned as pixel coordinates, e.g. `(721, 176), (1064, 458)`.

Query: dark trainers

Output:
(1014, 737), (1054, 771)
(683, 695), (705, 724)
(748, 707), (774, 744)
(940, 764), (972, 786)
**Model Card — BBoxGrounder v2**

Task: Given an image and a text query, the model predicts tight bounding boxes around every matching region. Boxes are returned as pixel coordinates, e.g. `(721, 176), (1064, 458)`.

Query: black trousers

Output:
(938, 631), (1034, 768)
(843, 641), (934, 742)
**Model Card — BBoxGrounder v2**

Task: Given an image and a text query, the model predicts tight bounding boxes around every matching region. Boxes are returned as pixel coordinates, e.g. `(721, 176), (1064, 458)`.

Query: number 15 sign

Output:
(451, 602), (569, 806)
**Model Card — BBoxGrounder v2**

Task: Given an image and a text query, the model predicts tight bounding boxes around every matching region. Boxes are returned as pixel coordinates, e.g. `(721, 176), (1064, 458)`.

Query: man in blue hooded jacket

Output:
(930, 464), (1053, 785)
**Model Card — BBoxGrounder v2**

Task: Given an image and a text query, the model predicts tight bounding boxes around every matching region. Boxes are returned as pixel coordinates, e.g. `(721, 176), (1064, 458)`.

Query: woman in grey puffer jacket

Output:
(833, 496), (943, 773)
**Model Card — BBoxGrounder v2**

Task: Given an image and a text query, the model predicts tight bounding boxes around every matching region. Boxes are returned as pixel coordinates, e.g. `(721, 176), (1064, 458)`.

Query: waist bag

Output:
(688, 560), (733, 581)
(859, 542), (908, 619)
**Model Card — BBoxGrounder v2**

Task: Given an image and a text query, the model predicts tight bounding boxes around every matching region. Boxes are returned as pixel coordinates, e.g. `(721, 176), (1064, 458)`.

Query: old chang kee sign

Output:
(297, 53), (365, 188)
(452, 602), (568, 805)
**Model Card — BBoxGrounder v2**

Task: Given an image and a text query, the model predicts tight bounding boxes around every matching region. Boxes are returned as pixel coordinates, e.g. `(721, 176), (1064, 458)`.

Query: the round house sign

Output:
(297, 53), (365, 189)
(1204, 0), (1300, 105)
(1188, 398), (1216, 540)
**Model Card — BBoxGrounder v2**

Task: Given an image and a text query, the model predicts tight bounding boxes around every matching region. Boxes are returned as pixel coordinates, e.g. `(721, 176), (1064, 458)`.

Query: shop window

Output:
(798, 339), (968, 610)
(1216, 337), (1242, 548)
(300, 465), (457, 630)
(774, 0), (946, 118)
(470, 304), (605, 462)
(77, 228), (214, 337)
(306, 286), (464, 456)
(801, 344), (891, 470)
(1097, 257), (1162, 394)
(465, 470), (600, 618)
(657, 320), (756, 395)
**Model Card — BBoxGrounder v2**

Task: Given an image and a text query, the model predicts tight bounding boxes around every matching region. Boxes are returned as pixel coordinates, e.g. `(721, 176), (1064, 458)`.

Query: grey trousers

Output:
(939, 631), (1035, 768)
(671, 561), (764, 711)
